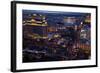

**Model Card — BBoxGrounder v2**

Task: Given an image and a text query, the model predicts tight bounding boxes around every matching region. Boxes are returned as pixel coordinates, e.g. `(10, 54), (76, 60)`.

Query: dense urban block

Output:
(22, 10), (91, 63)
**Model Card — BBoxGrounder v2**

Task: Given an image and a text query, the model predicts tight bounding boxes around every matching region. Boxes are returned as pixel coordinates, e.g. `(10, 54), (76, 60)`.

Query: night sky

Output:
(23, 10), (90, 26)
